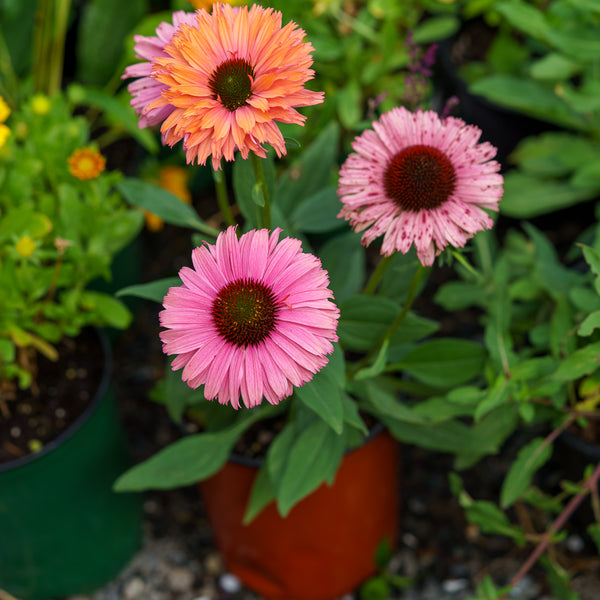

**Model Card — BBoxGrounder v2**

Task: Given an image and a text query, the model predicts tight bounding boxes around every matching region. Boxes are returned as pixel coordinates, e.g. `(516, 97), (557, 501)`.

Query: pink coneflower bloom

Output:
(122, 11), (198, 131)
(337, 107), (503, 266)
(160, 227), (340, 409)
(145, 3), (324, 170)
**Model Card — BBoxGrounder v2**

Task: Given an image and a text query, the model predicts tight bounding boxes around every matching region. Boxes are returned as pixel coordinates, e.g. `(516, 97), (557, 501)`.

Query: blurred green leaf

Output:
(117, 277), (180, 302)
(500, 172), (594, 218)
(554, 341), (600, 381)
(319, 232), (366, 303)
(76, 0), (147, 85)
(117, 178), (218, 236)
(501, 437), (553, 507)
(290, 186), (344, 234)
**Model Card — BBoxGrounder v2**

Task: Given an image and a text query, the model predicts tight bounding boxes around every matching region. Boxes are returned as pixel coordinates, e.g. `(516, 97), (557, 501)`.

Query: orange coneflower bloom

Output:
(146, 3), (324, 170)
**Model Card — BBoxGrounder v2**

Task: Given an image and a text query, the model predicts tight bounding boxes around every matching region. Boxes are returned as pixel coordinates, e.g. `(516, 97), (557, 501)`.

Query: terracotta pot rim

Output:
(0, 327), (111, 473)
(227, 420), (387, 469)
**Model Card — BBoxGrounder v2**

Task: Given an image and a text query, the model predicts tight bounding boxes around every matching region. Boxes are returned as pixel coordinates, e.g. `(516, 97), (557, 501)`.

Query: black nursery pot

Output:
(436, 23), (557, 167)
(0, 329), (144, 600)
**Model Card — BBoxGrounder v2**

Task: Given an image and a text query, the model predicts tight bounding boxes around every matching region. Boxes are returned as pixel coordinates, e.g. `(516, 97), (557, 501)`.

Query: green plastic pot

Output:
(0, 329), (143, 600)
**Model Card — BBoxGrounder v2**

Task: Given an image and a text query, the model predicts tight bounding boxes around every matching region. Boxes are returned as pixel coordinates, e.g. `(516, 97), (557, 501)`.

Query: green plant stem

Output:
(363, 255), (393, 296)
(212, 166), (236, 228)
(350, 263), (427, 378)
(0, 29), (19, 107)
(33, 0), (71, 96)
(498, 459), (600, 600)
(49, 0), (70, 95)
(250, 152), (271, 229)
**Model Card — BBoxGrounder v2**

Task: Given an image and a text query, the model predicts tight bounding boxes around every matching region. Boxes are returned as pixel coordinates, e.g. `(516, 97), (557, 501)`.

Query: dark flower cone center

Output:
(208, 58), (255, 112)
(212, 278), (279, 347)
(383, 144), (456, 212)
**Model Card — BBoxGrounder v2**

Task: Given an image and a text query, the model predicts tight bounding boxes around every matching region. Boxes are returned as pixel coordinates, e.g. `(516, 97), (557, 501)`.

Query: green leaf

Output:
(341, 392), (368, 435)
(243, 463), (276, 524)
(76, 0), (147, 85)
(500, 172), (594, 218)
(470, 75), (586, 131)
(114, 431), (236, 491)
(539, 556), (581, 600)
(496, 0), (551, 43)
(276, 420), (345, 516)
(319, 232), (366, 303)
(360, 380), (426, 425)
(587, 523), (600, 555)
(336, 79), (362, 129)
(579, 311), (600, 336)
(295, 365), (344, 434)
(500, 437), (553, 508)
(511, 132), (597, 179)
(290, 187), (344, 234)
(554, 341), (600, 381)
(412, 15), (459, 44)
(117, 277), (181, 303)
(232, 154), (275, 227)
(530, 53), (582, 82)
(390, 339), (486, 388)
(114, 411), (265, 491)
(69, 85), (158, 153)
(117, 178), (219, 236)
(339, 295), (437, 351)
(0, 209), (52, 241)
(461, 499), (525, 544)
(251, 182), (265, 207)
(79, 291), (132, 329)
(275, 121), (340, 215)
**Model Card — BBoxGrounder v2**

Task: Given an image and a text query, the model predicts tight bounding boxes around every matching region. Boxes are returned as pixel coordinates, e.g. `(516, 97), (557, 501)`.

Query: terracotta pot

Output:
(199, 427), (400, 600)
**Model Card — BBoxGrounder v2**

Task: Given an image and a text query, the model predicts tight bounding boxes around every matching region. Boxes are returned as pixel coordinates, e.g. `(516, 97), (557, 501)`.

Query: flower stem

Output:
(363, 254), (394, 296)
(498, 459), (600, 600)
(33, 0), (71, 96)
(212, 166), (236, 228)
(250, 152), (271, 230)
(350, 263), (428, 378)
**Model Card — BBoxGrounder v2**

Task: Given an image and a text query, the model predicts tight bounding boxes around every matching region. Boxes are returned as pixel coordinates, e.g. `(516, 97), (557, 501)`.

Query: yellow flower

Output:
(67, 146), (106, 181)
(0, 124), (11, 149)
(145, 165), (193, 232)
(16, 236), (36, 258)
(0, 96), (10, 123)
(31, 94), (51, 115)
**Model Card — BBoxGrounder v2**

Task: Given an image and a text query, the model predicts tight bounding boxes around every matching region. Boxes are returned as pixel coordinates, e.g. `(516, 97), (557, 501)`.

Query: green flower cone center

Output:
(212, 278), (278, 347)
(383, 144), (457, 212)
(209, 58), (255, 112)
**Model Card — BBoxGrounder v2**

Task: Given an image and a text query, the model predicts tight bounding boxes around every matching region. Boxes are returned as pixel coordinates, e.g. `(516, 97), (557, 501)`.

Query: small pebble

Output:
(167, 565), (195, 592)
(508, 574), (540, 599)
(442, 578), (469, 593)
(566, 534), (585, 553)
(204, 552), (224, 576)
(219, 573), (242, 594)
(407, 497), (428, 515)
(123, 576), (146, 599)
